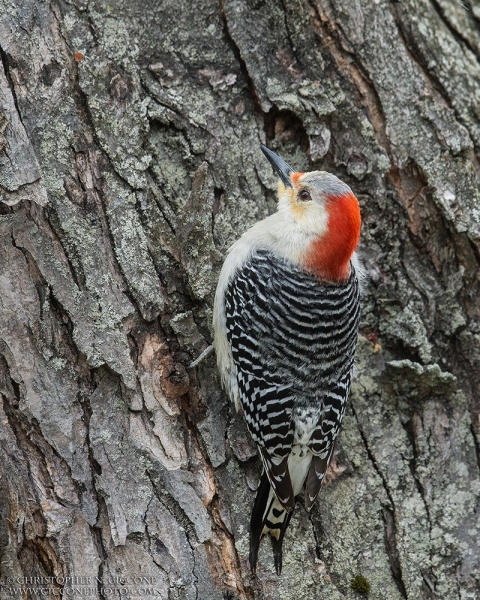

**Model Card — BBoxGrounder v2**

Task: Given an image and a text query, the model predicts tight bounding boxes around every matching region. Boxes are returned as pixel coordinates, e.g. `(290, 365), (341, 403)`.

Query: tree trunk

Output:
(1, 0), (480, 598)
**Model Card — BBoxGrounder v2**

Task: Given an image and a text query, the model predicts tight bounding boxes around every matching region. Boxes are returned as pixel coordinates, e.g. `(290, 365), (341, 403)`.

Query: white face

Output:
(277, 171), (353, 237)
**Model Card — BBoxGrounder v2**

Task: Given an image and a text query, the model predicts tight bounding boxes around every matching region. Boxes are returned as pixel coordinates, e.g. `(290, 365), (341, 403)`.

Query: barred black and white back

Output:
(214, 243), (360, 572)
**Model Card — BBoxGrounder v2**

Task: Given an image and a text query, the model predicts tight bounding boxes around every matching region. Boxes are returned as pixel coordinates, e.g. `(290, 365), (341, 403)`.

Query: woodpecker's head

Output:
(261, 145), (361, 282)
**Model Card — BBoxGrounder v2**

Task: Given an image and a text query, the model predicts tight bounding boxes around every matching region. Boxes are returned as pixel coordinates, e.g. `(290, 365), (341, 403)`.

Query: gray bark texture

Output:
(1, 0), (480, 598)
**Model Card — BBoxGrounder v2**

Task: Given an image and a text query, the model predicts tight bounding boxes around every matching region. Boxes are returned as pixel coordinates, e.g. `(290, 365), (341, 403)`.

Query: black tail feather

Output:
(271, 510), (293, 575)
(249, 472), (271, 573)
(249, 472), (293, 575)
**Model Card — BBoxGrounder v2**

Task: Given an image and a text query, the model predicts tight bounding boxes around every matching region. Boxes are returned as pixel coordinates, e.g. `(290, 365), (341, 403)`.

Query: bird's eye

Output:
(298, 189), (311, 202)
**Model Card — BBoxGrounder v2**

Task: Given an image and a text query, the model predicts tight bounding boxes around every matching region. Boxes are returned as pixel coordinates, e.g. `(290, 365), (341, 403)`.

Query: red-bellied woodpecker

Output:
(213, 146), (362, 574)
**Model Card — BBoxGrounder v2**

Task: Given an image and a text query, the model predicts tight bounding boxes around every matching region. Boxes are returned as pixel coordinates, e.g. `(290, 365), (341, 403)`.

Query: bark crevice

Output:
(351, 403), (408, 600)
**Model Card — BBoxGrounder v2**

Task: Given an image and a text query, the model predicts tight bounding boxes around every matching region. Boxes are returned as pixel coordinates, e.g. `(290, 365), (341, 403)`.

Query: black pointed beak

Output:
(260, 145), (295, 189)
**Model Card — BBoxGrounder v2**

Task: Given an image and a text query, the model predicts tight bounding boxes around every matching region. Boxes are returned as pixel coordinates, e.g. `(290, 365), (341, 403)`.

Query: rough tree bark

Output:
(1, 0), (480, 598)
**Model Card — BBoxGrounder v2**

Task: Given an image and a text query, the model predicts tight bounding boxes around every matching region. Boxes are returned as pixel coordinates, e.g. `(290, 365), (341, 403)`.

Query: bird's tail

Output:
(249, 472), (293, 575)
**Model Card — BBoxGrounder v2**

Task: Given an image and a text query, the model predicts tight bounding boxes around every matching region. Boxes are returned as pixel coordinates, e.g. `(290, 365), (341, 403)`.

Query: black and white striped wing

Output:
(224, 249), (360, 506)
(224, 252), (296, 504)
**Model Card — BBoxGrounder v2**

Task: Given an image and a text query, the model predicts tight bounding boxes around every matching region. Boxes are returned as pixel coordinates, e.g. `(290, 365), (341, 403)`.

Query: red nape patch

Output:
(291, 172), (304, 184)
(304, 191), (361, 282)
